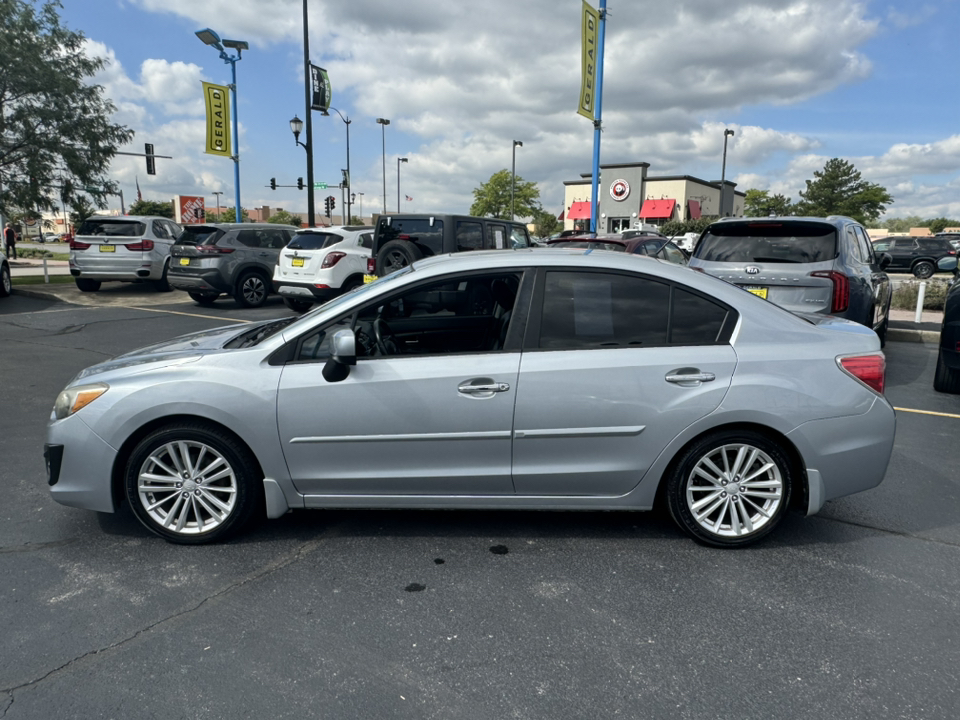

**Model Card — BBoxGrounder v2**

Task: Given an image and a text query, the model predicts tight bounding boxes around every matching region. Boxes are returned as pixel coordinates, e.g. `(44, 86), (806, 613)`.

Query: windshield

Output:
(695, 222), (838, 264)
(78, 219), (146, 237)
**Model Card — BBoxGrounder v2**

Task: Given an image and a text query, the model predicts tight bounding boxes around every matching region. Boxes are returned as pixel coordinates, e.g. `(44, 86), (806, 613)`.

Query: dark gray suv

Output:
(169, 223), (298, 307)
(689, 216), (893, 344)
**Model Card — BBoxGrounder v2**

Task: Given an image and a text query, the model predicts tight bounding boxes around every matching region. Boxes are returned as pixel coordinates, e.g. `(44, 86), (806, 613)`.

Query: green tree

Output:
(531, 208), (562, 238)
(127, 199), (174, 218)
(68, 196), (96, 227)
(470, 169), (541, 219)
(267, 209), (302, 227)
(743, 189), (793, 217)
(794, 158), (893, 225)
(207, 207), (249, 223)
(660, 217), (718, 237)
(880, 216), (923, 233)
(920, 217), (960, 234)
(0, 0), (134, 220)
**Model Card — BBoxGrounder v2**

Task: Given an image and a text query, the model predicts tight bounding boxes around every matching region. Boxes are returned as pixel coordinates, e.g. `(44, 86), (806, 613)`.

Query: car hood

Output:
(73, 322), (256, 382)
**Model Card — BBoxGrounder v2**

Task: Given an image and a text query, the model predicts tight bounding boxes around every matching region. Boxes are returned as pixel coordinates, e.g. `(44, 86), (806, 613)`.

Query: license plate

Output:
(363, 274), (378, 284)
(742, 285), (767, 299)
(291, 257), (304, 267)
(179, 257), (190, 266)
(99, 244), (116, 253)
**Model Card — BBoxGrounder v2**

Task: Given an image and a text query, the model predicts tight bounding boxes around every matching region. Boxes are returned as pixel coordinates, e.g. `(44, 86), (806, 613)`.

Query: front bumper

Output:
(46, 413), (119, 513)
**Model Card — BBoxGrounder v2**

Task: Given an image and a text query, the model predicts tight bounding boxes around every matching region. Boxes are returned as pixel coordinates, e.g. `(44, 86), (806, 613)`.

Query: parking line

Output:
(121, 306), (254, 324)
(894, 407), (960, 420)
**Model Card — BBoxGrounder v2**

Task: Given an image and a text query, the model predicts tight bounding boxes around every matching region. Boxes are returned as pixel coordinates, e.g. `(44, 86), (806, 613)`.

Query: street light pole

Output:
(511, 140), (523, 222)
(397, 157), (408, 212)
(325, 108), (352, 223)
(195, 28), (248, 223)
(212, 191), (223, 219)
(720, 128), (734, 217)
(376, 118), (390, 216)
(357, 192), (364, 221)
(301, 0), (315, 226)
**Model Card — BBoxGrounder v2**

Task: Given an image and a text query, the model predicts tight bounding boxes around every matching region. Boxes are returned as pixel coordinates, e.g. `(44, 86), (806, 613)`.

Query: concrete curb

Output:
(887, 328), (939, 344)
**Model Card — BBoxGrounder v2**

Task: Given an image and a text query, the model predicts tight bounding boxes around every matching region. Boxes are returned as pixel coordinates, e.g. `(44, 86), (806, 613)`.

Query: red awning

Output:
(688, 200), (701, 219)
(567, 201), (592, 220)
(639, 199), (676, 219)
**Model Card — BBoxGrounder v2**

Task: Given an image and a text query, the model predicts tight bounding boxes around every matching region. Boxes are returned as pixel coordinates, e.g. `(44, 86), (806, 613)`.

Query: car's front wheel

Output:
(913, 260), (935, 279)
(666, 429), (792, 547)
(0, 263), (11, 297)
(124, 422), (262, 544)
(933, 348), (960, 394)
(188, 291), (220, 306)
(235, 271), (270, 308)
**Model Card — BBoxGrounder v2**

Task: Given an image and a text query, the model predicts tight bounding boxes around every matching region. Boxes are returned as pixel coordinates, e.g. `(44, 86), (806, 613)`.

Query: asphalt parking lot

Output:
(1, 287), (959, 719)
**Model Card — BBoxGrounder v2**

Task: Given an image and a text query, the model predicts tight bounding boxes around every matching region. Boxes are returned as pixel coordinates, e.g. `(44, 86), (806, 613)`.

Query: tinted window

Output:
(853, 226), (875, 264)
(510, 225), (532, 248)
(377, 218), (444, 256)
(846, 228), (863, 263)
(539, 271), (670, 349)
(696, 222), (838, 263)
(487, 224), (507, 249)
(670, 288), (729, 344)
(873, 239), (894, 252)
(77, 219), (147, 237)
(152, 220), (171, 239)
(456, 221), (484, 252)
(919, 238), (949, 251)
(236, 229), (263, 247)
(661, 243), (687, 265)
(288, 233), (336, 250)
(176, 226), (224, 246)
(358, 232), (373, 249)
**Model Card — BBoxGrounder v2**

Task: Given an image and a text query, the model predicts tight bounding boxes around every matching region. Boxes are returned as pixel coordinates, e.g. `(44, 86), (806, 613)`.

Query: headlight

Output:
(53, 383), (109, 419)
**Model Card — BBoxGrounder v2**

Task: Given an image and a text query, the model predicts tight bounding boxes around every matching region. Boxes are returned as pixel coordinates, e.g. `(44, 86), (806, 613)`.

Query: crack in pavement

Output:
(815, 513), (960, 550)
(0, 533), (330, 709)
(0, 538), (77, 554)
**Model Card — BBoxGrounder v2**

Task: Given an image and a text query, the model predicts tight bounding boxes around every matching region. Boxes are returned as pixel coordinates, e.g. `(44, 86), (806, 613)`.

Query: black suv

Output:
(370, 214), (533, 277)
(169, 223), (298, 307)
(871, 236), (956, 278)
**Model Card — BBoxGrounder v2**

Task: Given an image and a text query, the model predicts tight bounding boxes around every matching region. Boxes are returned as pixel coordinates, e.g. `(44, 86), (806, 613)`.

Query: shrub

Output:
(891, 279), (951, 311)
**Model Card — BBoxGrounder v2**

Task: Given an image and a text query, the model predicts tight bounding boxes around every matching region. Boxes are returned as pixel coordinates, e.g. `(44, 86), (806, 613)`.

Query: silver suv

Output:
(689, 216), (893, 344)
(168, 223), (298, 308)
(69, 215), (183, 292)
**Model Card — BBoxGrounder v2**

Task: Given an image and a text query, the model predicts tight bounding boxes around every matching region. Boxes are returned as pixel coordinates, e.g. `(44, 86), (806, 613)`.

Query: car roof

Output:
(378, 213), (526, 227)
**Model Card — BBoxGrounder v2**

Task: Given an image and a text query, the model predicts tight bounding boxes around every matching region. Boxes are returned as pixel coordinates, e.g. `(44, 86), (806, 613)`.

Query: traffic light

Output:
(324, 196), (331, 217)
(270, 177), (276, 190)
(145, 143), (156, 175)
(297, 177), (304, 190)
(329, 196), (336, 210)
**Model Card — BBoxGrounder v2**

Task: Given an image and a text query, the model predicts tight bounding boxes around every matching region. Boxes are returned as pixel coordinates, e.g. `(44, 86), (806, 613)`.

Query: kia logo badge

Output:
(745, 265), (761, 274)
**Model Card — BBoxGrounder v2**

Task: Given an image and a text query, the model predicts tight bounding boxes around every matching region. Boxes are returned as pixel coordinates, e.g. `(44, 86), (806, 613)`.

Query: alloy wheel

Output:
(242, 276), (266, 305)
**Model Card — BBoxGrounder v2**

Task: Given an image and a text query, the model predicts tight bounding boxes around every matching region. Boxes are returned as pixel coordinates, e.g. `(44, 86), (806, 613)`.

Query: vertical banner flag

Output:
(202, 82), (232, 157)
(310, 65), (332, 112)
(578, 1), (599, 120)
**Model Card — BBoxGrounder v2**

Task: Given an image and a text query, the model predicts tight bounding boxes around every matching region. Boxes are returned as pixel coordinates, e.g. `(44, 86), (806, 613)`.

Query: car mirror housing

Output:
(878, 252), (893, 271)
(937, 256), (958, 272)
(322, 329), (356, 383)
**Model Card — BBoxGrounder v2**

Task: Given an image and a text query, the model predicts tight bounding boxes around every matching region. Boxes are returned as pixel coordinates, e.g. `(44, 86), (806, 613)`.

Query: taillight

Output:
(839, 354), (885, 394)
(810, 271), (849, 313)
(70, 239), (91, 250)
(366, 257), (376, 273)
(321, 251), (346, 269)
(124, 239), (154, 251)
(195, 244), (235, 254)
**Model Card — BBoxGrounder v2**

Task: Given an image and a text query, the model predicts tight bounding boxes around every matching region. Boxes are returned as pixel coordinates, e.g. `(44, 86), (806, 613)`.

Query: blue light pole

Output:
(196, 28), (248, 222)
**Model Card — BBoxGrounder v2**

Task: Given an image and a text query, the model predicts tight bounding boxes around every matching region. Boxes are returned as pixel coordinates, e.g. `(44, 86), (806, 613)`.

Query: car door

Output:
(511, 268), (737, 496)
(853, 225), (889, 329)
(276, 269), (528, 496)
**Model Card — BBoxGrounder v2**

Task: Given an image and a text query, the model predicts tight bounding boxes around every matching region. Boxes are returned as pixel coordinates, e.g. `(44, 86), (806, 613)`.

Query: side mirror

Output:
(322, 329), (357, 382)
(937, 256), (958, 272)
(878, 252), (892, 271)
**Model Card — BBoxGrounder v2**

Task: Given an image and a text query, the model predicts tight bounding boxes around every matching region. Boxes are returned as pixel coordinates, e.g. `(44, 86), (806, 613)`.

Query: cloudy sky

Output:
(59, 0), (959, 223)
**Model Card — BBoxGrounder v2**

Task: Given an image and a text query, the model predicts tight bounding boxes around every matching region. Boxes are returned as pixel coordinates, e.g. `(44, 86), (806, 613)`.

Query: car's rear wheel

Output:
(933, 348), (960, 394)
(376, 240), (423, 276)
(153, 261), (172, 292)
(75, 278), (101, 292)
(124, 423), (262, 545)
(876, 316), (888, 348)
(0, 263), (11, 297)
(340, 276), (363, 294)
(913, 260), (935, 279)
(283, 297), (313, 313)
(188, 291), (220, 306)
(235, 271), (270, 308)
(666, 429), (792, 547)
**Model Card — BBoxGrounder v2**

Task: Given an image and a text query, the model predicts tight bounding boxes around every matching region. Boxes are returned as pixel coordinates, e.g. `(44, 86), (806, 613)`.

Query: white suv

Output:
(272, 226), (374, 312)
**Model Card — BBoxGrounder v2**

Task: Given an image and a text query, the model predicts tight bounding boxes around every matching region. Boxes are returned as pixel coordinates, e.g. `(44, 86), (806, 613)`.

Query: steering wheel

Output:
(374, 317), (401, 356)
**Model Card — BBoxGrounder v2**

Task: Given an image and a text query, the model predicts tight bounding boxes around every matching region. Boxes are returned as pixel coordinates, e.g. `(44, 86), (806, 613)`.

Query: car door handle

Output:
(665, 369), (716, 385)
(458, 380), (510, 395)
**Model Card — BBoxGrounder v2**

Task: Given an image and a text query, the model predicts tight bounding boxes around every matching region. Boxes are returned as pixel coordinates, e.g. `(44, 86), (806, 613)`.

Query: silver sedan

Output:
(45, 249), (896, 547)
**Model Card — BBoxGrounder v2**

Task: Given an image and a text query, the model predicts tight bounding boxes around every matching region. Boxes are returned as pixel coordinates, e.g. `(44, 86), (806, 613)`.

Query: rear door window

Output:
(487, 223), (507, 249)
(456, 221), (484, 252)
(236, 229), (263, 248)
(695, 222), (838, 263)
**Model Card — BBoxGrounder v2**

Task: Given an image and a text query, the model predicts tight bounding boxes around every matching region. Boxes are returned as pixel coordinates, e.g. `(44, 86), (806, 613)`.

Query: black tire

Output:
(665, 429), (793, 548)
(124, 422), (263, 545)
(235, 271), (270, 308)
(283, 297), (313, 313)
(876, 316), (888, 348)
(913, 260), (935, 279)
(933, 348), (960, 394)
(153, 261), (172, 292)
(340, 276), (363, 294)
(75, 278), (101, 292)
(0, 263), (11, 297)
(188, 291), (220, 306)
(376, 240), (424, 276)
